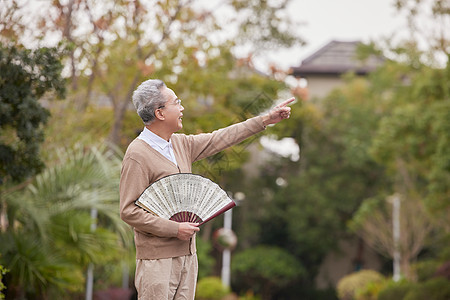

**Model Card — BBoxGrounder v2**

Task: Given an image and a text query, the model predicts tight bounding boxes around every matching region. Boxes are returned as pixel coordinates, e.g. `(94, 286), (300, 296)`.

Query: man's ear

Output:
(155, 109), (165, 121)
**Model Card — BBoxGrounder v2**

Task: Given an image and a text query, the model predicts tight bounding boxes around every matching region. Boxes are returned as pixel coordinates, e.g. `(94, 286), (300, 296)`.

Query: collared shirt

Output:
(137, 127), (178, 166)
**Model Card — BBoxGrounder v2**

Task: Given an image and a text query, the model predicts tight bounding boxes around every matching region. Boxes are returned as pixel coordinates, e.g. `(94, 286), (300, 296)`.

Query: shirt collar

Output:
(138, 127), (172, 150)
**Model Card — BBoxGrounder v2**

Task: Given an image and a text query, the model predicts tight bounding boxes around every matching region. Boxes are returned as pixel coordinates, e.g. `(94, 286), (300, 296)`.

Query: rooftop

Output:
(290, 40), (384, 77)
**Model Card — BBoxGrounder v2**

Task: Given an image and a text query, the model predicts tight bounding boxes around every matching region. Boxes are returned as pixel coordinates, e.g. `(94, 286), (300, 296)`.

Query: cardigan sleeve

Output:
(119, 155), (180, 237)
(185, 116), (266, 162)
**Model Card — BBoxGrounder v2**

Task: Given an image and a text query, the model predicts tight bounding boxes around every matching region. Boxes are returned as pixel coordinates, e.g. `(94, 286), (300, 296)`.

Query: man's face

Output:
(160, 87), (184, 133)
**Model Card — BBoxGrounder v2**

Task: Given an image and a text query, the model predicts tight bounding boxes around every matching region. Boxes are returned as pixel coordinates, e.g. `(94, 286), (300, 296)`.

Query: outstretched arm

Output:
(261, 97), (295, 126)
(184, 97), (295, 162)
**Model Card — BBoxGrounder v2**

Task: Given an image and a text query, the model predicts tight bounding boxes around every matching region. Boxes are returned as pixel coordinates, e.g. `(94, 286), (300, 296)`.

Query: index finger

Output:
(278, 97), (295, 107)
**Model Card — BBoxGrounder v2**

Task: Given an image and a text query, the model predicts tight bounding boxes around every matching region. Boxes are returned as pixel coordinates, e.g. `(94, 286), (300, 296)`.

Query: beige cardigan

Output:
(119, 116), (266, 259)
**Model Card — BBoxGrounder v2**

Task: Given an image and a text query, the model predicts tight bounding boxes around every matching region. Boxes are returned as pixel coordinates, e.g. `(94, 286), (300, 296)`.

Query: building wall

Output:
(305, 76), (345, 100)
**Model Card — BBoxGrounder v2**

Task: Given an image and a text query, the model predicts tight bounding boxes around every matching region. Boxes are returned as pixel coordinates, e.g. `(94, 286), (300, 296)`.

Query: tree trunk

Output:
(109, 101), (127, 146)
(0, 200), (8, 232)
(108, 75), (141, 145)
(401, 255), (412, 280)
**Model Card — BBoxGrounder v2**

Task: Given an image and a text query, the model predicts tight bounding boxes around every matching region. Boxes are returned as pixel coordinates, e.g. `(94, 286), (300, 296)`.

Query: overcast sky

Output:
(257, 0), (410, 71)
(22, 0), (440, 71)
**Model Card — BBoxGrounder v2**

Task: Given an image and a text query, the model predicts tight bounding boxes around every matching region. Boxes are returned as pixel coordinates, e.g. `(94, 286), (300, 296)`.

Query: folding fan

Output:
(135, 173), (235, 226)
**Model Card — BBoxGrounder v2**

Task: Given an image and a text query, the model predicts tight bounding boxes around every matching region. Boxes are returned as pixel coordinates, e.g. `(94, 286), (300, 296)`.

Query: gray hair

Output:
(132, 79), (167, 125)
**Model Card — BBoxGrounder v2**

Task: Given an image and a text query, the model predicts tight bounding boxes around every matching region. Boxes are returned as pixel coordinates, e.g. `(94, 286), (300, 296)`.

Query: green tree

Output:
(232, 77), (389, 297)
(0, 43), (66, 183)
(341, 0), (450, 284)
(234, 24), (449, 293)
(0, 145), (132, 299)
(369, 56), (450, 218)
(350, 196), (436, 279)
(393, 0), (449, 64)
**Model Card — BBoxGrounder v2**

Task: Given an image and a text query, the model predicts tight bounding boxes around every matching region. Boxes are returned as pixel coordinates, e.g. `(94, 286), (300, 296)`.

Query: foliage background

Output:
(0, 0), (449, 299)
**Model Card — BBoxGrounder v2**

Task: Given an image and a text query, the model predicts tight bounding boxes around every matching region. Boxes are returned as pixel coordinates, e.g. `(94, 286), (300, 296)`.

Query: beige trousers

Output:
(135, 254), (198, 300)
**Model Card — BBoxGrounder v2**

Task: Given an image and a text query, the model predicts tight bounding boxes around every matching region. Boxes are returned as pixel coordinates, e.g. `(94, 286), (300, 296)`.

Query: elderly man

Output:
(119, 79), (293, 299)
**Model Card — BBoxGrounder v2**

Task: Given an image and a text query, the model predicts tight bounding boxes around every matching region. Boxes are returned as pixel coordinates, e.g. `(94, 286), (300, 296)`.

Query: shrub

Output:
(355, 279), (386, 300)
(231, 245), (305, 299)
(377, 280), (414, 300)
(0, 262), (7, 300)
(434, 261), (450, 280)
(412, 259), (441, 282)
(195, 277), (230, 300)
(336, 270), (384, 300)
(238, 291), (262, 300)
(404, 277), (450, 300)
